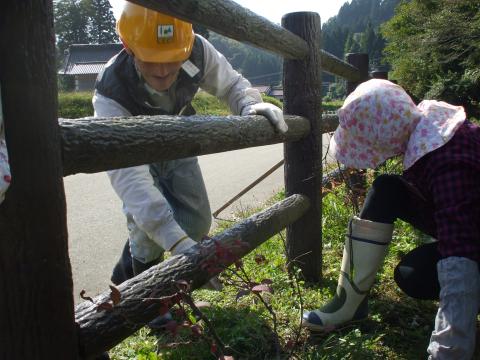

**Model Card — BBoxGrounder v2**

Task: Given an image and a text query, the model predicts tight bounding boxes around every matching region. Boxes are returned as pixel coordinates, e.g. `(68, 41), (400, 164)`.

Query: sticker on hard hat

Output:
(157, 25), (174, 42)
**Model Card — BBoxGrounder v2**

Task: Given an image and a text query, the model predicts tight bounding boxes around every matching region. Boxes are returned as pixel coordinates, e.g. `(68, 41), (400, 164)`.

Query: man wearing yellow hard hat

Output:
(93, 3), (287, 297)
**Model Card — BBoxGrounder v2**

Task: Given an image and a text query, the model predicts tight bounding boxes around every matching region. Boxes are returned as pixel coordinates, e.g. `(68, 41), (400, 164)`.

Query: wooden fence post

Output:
(283, 12), (323, 282)
(345, 53), (370, 209)
(371, 70), (389, 80)
(346, 53), (369, 94)
(0, 1), (78, 358)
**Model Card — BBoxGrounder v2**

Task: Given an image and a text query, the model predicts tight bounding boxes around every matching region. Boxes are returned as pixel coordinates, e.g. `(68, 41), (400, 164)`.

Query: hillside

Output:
(207, 0), (403, 88)
(208, 32), (282, 86)
(322, 0), (403, 69)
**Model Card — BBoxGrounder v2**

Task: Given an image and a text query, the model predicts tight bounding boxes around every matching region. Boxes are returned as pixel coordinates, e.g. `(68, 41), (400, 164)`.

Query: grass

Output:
(57, 90), (342, 118)
(62, 92), (444, 359)
(193, 91), (342, 115)
(58, 91), (94, 118)
(61, 92), (478, 359)
(108, 159), (441, 360)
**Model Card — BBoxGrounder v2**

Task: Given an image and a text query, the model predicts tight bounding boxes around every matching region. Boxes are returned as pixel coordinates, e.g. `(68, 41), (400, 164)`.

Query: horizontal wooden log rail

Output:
(128, 0), (364, 82)
(61, 114), (339, 176)
(75, 194), (310, 358)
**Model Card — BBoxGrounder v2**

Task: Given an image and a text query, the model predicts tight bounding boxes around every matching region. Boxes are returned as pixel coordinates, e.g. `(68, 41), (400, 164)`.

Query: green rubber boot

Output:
(302, 217), (393, 331)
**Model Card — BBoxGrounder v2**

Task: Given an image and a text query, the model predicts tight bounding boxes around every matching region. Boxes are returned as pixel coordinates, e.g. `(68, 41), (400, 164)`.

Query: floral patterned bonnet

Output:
(330, 79), (466, 170)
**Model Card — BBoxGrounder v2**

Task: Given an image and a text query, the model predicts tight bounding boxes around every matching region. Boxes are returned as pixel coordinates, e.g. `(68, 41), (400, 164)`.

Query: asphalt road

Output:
(67, 138), (334, 303)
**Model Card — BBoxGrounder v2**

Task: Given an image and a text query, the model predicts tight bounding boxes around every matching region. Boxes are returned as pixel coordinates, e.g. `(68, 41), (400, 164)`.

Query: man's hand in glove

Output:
(241, 102), (288, 134)
(169, 235), (197, 255)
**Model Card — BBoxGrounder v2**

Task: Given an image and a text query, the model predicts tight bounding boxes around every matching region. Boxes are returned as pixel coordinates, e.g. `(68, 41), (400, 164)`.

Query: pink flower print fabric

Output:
(0, 95), (10, 204)
(404, 100), (466, 169)
(331, 79), (466, 170)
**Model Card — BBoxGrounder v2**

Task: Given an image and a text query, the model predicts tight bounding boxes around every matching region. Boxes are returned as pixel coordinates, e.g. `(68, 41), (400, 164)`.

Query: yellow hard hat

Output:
(117, 3), (194, 63)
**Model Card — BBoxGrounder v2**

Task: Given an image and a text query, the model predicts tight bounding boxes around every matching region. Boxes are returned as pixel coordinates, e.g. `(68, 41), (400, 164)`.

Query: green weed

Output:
(108, 161), (438, 359)
(58, 91), (94, 118)
(57, 90), (340, 119)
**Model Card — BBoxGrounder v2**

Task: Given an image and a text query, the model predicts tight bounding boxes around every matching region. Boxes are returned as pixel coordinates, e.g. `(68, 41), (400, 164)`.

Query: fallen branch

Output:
(75, 194), (310, 359)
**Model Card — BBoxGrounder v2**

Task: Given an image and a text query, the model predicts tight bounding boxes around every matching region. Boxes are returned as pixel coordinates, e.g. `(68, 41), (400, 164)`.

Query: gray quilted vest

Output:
(95, 35), (204, 116)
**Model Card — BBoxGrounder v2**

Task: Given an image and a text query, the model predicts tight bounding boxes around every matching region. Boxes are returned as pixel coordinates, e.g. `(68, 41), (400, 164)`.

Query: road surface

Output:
(67, 138), (334, 303)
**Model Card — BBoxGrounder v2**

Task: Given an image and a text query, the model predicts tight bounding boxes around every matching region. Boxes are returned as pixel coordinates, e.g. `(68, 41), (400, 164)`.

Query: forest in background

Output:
(54, 0), (400, 91)
(54, 0), (480, 114)
(382, 0), (480, 117)
(206, 0), (402, 93)
(54, 0), (117, 61)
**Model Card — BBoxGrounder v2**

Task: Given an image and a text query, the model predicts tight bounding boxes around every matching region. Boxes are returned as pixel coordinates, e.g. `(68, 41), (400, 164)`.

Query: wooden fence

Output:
(0, 0), (376, 358)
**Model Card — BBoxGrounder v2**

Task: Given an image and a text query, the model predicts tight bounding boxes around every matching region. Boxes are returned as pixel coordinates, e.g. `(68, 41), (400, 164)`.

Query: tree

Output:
(54, 0), (90, 57)
(344, 31), (361, 54)
(54, 0), (117, 66)
(360, 22), (375, 53)
(85, 0), (117, 44)
(381, 0), (480, 116)
(207, 33), (282, 85)
(322, 0), (402, 91)
(1, 1), (78, 358)
(193, 24), (210, 39)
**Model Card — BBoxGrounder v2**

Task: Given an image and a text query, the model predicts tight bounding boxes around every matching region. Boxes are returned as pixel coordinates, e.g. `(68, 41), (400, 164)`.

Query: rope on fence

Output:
(212, 159), (284, 218)
(212, 162), (346, 218)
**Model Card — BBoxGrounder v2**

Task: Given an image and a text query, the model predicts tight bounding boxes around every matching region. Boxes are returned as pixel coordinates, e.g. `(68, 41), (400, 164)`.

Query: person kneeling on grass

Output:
(302, 79), (480, 359)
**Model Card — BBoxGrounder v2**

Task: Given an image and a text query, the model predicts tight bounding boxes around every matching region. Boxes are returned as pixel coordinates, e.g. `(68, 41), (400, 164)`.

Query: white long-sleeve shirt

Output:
(93, 35), (262, 251)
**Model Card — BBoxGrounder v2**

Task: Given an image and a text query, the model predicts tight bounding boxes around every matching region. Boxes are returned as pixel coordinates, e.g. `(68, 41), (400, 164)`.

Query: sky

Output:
(109, 1), (350, 24)
(232, 0), (350, 24)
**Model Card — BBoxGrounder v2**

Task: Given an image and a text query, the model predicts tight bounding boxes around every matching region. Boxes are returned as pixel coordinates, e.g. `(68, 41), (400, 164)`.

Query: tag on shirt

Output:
(182, 60), (200, 78)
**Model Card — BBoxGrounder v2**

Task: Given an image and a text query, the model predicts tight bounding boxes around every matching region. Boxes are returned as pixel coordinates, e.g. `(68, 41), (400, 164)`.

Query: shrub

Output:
(56, 90), (343, 120)
(192, 91), (230, 115)
(261, 95), (283, 109)
(323, 100), (343, 113)
(192, 92), (284, 114)
(58, 91), (94, 118)
(58, 75), (75, 92)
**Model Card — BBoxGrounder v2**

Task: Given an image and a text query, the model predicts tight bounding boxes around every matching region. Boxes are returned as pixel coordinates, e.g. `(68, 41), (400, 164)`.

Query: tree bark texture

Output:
(75, 194), (310, 358)
(282, 12), (323, 282)
(0, 1), (78, 359)
(346, 53), (370, 94)
(371, 70), (389, 80)
(61, 114), (315, 176)
(127, 0), (364, 81)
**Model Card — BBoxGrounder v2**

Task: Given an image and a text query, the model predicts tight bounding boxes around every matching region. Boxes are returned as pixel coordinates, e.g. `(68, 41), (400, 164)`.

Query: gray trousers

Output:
(126, 157), (212, 263)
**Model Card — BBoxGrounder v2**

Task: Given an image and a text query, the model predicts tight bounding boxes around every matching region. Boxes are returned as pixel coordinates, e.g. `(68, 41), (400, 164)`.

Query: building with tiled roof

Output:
(252, 85), (271, 94)
(59, 43), (122, 91)
(268, 86), (283, 101)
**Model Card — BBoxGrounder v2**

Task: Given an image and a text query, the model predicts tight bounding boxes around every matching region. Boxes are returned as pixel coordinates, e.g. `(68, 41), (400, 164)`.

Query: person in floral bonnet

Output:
(302, 79), (480, 359)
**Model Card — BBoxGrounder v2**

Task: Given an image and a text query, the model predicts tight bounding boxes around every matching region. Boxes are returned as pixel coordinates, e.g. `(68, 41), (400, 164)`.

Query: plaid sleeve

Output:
(428, 158), (480, 262)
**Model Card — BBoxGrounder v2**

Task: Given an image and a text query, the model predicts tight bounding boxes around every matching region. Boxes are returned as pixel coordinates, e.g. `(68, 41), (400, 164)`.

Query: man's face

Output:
(134, 57), (183, 92)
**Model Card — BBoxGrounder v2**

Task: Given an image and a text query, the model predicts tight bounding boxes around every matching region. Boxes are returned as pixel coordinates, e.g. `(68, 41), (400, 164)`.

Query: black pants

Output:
(359, 174), (441, 300)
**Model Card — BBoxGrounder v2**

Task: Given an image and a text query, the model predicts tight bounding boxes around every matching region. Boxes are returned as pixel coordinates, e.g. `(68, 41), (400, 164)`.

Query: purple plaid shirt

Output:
(403, 121), (480, 262)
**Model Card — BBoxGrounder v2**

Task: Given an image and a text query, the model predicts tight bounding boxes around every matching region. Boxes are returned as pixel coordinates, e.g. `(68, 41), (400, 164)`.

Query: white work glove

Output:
(169, 235), (197, 255)
(241, 102), (288, 134)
